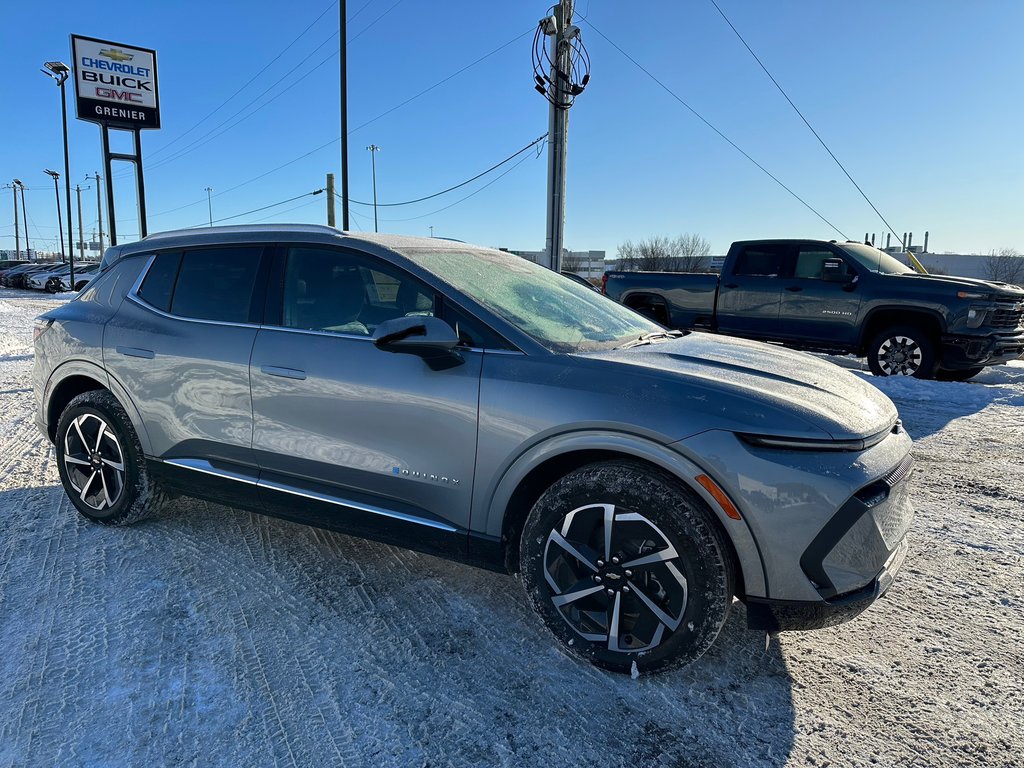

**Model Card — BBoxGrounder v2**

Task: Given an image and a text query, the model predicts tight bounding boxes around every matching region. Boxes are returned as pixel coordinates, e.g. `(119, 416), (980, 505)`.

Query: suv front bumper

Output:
(744, 537), (908, 631)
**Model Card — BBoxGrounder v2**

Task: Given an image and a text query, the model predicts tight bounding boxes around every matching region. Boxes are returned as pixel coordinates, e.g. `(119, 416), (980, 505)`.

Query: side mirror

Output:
(372, 316), (464, 369)
(822, 258), (852, 283)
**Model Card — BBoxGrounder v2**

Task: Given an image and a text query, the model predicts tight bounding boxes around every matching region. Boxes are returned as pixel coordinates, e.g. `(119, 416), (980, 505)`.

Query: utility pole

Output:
(9, 183), (21, 259)
(92, 172), (104, 255)
(205, 187), (214, 226)
(45, 170), (65, 262)
(367, 144), (380, 232)
(326, 173), (336, 226)
(15, 181), (30, 258)
(543, 0), (575, 272)
(429, 225), (434, 238)
(76, 185), (85, 262)
(340, 0), (350, 230)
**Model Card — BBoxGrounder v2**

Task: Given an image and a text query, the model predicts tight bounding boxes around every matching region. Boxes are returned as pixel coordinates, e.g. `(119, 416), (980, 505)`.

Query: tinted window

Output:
(794, 247), (850, 279)
(733, 246), (791, 277)
(136, 252), (181, 311)
(282, 248), (436, 335)
(170, 247), (262, 323)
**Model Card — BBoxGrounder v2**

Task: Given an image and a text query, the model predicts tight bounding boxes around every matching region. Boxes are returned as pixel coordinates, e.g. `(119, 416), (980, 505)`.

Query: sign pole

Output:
(135, 129), (147, 237)
(101, 125), (117, 246)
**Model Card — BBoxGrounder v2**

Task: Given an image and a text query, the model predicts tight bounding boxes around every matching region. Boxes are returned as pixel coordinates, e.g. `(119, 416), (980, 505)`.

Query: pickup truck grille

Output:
(990, 307), (1023, 329)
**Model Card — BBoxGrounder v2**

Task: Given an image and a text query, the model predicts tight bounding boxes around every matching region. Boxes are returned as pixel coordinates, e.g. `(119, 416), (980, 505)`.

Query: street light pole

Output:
(76, 184), (85, 263)
(10, 183), (20, 259)
(44, 170), (65, 262)
(205, 187), (214, 226)
(367, 144), (380, 233)
(15, 180), (30, 258)
(43, 61), (75, 286)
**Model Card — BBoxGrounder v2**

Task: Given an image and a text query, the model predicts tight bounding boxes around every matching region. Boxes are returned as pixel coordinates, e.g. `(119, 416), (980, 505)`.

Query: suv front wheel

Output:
(55, 390), (171, 526)
(519, 461), (735, 674)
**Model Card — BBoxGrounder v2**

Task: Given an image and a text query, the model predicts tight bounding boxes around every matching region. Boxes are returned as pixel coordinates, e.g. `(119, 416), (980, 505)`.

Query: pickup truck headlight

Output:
(965, 307), (987, 329)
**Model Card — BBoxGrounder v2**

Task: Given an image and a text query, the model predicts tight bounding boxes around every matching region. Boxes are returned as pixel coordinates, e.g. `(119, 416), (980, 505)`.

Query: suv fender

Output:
(479, 429), (766, 598)
(45, 361), (154, 457)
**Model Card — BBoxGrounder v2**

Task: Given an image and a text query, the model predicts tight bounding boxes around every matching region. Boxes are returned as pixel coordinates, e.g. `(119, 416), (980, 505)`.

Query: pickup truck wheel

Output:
(867, 326), (937, 378)
(936, 366), (984, 382)
(519, 461), (734, 674)
(55, 390), (171, 526)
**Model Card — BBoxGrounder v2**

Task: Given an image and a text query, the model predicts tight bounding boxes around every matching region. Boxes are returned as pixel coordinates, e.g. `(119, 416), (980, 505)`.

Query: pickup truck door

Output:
(777, 245), (863, 345)
(716, 243), (793, 337)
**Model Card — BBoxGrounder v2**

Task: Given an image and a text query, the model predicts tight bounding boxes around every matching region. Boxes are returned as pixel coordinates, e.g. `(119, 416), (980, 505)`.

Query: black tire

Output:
(935, 366), (984, 382)
(519, 460), (735, 674)
(55, 389), (171, 526)
(866, 325), (937, 378)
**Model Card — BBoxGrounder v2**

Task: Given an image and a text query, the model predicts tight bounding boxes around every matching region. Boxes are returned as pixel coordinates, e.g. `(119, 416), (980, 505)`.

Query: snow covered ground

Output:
(0, 288), (1021, 767)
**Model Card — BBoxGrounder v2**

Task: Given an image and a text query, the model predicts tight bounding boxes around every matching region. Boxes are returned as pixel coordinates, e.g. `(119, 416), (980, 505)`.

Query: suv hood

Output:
(588, 333), (898, 442)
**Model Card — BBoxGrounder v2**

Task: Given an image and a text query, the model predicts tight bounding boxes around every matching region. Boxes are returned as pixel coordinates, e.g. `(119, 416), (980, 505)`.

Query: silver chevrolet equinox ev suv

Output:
(33, 225), (915, 673)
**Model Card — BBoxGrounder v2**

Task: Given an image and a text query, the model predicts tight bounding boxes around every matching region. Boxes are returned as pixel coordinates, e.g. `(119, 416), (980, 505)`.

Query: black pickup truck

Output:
(603, 239), (1024, 380)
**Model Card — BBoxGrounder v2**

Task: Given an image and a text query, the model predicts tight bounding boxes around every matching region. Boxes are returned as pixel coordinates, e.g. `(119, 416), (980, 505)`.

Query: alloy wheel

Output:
(62, 413), (126, 511)
(543, 503), (688, 653)
(877, 335), (923, 376)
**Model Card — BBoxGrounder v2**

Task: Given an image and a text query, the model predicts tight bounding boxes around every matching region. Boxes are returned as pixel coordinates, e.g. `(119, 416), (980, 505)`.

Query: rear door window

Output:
(733, 245), (794, 277)
(169, 247), (263, 323)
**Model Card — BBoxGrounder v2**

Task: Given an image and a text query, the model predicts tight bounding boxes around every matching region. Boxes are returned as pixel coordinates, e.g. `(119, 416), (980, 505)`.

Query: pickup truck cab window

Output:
(794, 246), (853, 280)
(733, 245), (793, 277)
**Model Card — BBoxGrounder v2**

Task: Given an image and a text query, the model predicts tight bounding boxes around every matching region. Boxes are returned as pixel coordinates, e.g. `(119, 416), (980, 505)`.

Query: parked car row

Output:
(0, 260), (100, 292)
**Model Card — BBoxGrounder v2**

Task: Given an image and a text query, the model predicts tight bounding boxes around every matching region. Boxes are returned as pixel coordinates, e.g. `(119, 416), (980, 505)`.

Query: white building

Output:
(499, 248), (609, 280)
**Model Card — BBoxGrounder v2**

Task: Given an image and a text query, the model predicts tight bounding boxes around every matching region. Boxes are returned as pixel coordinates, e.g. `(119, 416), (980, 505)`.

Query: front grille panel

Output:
(990, 308), (1023, 329)
(882, 453), (914, 488)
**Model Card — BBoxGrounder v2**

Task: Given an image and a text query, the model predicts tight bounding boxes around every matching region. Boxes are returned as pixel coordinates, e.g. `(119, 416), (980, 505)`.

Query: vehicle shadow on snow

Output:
(0, 484), (798, 768)
(821, 356), (1024, 440)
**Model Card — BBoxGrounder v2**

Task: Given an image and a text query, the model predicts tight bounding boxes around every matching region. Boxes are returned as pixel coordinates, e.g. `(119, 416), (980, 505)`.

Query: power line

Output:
(182, 190), (324, 229)
(377, 150), (541, 222)
(147, 28), (535, 218)
(147, 0), (338, 161)
(341, 133), (548, 206)
(708, 0), (897, 242)
(581, 18), (849, 239)
(121, 0), (406, 178)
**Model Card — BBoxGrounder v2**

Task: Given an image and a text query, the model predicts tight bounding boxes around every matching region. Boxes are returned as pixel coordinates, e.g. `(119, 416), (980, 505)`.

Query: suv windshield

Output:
(401, 247), (662, 353)
(840, 243), (914, 275)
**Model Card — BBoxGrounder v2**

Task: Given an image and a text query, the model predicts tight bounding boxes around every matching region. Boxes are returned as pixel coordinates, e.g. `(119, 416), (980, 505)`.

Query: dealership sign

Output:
(71, 35), (160, 129)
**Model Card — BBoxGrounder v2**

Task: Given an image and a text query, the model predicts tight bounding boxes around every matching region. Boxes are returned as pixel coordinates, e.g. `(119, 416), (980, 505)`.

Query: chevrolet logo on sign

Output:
(99, 48), (134, 62)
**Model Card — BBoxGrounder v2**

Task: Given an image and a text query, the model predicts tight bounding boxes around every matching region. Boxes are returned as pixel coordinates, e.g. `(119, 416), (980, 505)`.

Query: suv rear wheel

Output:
(519, 461), (734, 674)
(866, 325), (937, 378)
(55, 390), (171, 526)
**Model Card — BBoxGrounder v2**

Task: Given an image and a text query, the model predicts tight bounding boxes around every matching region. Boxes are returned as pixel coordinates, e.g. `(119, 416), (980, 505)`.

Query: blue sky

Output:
(2, 1), (1021, 257)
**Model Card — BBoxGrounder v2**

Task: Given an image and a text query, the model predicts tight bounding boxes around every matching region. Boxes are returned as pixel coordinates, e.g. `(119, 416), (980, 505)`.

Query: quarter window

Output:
(281, 248), (436, 335)
(169, 247), (262, 323)
(136, 252), (181, 311)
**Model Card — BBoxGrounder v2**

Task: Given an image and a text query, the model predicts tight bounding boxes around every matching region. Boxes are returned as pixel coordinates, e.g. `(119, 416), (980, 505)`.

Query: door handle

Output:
(116, 346), (155, 359)
(723, 283), (739, 289)
(260, 365), (306, 381)
(785, 286), (803, 292)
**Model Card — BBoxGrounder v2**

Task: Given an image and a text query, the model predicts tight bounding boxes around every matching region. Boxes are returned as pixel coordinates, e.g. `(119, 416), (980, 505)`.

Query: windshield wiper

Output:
(617, 330), (684, 349)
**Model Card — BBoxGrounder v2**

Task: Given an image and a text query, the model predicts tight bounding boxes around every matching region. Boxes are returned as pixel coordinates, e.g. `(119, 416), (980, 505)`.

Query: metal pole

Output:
(102, 127), (117, 246)
(94, 172), (104, 254)
(367, 145), (380, 232)
(205, 187), (214, 226)
(18, 183), (30, 258)
(544, 0), (574, 273)
(340, 0), (350, 230)
(11, 184), (20, 259)
(134, 129), (148, 238)
(49, 174), (65, 261)
(326, 173), (336, 226)
(76, 184), (85, 263)
(60, 77), (75, 285)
